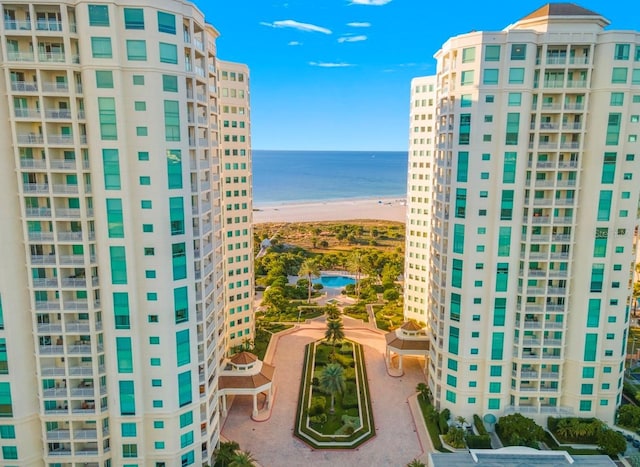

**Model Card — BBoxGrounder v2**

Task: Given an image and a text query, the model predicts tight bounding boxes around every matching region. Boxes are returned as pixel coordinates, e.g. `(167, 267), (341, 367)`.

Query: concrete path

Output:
(221, 319), (429, 467)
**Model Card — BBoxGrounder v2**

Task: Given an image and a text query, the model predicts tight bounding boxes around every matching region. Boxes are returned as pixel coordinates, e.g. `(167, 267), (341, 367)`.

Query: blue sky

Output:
(201, 0), (639, 151)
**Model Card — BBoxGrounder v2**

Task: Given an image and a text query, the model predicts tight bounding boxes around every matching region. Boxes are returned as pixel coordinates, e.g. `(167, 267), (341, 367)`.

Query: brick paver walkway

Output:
(221, 319), (429, 467)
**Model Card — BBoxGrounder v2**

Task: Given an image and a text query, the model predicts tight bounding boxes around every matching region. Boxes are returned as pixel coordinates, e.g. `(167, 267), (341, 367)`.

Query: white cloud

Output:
(347, 22), (371, 27)
(338, 35), (367, 43)
(349, 0), (392, 5)
(288, 41), (302, 46)
(260, 19), (332, 34)
(309, 61), (354, 68)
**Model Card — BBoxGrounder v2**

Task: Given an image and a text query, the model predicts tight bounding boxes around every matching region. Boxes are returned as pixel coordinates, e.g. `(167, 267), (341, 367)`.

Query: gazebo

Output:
(385, 321), (430, 373)
(218, 352), (275, 419)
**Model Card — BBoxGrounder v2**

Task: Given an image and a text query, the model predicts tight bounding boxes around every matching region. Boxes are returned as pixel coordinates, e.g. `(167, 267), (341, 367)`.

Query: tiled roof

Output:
(520, 3), (601, 21)
(219, 363), (275, 390)
(230, 351), (258, 365)
(401, 321), (423, 331)
(385, 331), (430, 351)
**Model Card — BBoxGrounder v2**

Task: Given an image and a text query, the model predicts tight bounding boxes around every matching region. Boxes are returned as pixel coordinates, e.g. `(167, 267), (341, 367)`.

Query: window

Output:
(610, 92), (624, 106)
(505, 113), (519, 145)
(508, 68), (525, 84)
(497, 227), (511, 257)
(96, 70), (113, 88)
(633, 69), (640, 85)
(134, 101), (146, 111)
(453, 224), (465, 254)
(615, 44), (630, 60)
(106, 198), (124, 238)
(114, 292), (130, 329)
(121, 422), (137, 437)
(155, 441), (165, 449)
(590, 264), (604, 293)
(154, 421), (164, 429)
(0, 426), (14, 439)
(587, 299), (600, 327)
(150, 358), (161, 366)
(460, 94), (472, 107)
(483, 69), (499, 85)
(459, 114), (470, 145)
(138, 151), (149, 161)
(606, 113), (621, 145)
(462, 47), (475, 63)
(133, 75), (144, 85)
(1, 446), (17, 460)
(597, 190), (612, 221)
(126, 40), (147, 61)
(119, 381), (135, 415)
(484, 115), (493, 122)
(508, 92), (521, 106)
(164, 100), (180, 141)
(612, 67), (628, 83)
(124, 8), (144, 30)
(162, 75), (178, 92)
(503, 152), (516, 183)
(157, 11), (176, 34)
(456, 151), (468, 182)
(178, 371), (192, 407)
(139, 176), (150, 186)
(174, 286), (189, 323)
(172, 243), (186, 280)
(110, 246), (127, 284)
(455, 188), (467, 218)
(152, 379), (162, 387)
(461, 70), (474, 86)
(500, 190), (514, 220)
(98, 97), (117, 140)
(167, 150), (182, 189)
(485, 95), (494, 103)
(91, 37), (112, 58)
(116, 337), (133, 373)
(136, 127), (148, 136)
(510, 44), (526, 60)
(180, 411), (193, 427)
(601, 152), (616, 183)
(102, 149), (120, 190)
(159, 43), (178, 64)
(123, 444), (138, 458)
(485, 45), (500, 61)
(88, 4), (109, 26)
(496, 264), (508, 292)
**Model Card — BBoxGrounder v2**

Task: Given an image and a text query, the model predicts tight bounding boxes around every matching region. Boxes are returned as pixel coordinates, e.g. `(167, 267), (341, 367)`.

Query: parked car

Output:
(632, 438), (640, 448)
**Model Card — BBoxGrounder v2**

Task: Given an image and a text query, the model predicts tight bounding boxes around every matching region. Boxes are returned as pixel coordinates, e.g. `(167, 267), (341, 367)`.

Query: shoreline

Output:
(252, 196), (407, 224)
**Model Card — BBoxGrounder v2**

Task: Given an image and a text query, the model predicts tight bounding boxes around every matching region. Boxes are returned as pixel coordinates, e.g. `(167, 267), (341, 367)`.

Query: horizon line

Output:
(253, 148), (408, 152)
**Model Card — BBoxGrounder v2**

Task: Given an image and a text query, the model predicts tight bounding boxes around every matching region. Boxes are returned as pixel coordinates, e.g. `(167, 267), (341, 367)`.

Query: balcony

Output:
(14, 108), (41, 119)
(39, 52), (65, 63)
(7, 51), (35, 62)
(45, 109), (72, 119)
(4, 20), (32, 30)
(42, 82), (69, 93)
(21, 158), (47, 169)
(46, 429), (70, 440)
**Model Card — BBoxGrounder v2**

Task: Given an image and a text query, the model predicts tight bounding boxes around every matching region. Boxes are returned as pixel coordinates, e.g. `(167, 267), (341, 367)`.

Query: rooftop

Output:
(520, 3), (602, 21)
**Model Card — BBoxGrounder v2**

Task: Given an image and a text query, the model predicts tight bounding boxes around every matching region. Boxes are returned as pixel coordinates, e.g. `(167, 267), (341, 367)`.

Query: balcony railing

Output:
(11, 81), (38, 92)
(4, 20), (32, 30)
(7, 51), (35, 61)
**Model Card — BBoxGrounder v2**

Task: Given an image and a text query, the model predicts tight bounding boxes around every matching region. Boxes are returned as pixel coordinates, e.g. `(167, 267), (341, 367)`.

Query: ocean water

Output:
(252, 150), (408, 206)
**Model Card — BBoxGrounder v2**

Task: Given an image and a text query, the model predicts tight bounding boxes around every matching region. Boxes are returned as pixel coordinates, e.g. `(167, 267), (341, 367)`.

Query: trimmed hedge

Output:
(474, 414), (488, 435)
(466, 434), (492, 449)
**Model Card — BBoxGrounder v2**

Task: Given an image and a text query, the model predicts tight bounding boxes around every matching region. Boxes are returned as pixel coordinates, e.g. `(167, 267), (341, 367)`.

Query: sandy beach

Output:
(252, 197), (407, 223)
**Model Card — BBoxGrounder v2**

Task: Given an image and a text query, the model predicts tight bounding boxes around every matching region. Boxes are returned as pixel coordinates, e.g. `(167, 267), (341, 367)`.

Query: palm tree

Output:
(213, 441), (239, 467)
(320, 363), (346, 414)
(325, 317), (345, 353)
(416, 382), (431, 402)
(298, 258), (320, 303)
(325, 304), (340, 321)
(347, 249), (365, 299)
(229, 450), (256, 467)
(407, 459), (426, 467)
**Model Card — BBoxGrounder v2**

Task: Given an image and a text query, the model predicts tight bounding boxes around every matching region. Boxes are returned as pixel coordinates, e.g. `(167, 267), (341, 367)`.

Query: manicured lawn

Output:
(257, 307), (325, 324)
(294, 339), (375, 448)
(253, 322), (293, 360)
(342, 303), (369, 322)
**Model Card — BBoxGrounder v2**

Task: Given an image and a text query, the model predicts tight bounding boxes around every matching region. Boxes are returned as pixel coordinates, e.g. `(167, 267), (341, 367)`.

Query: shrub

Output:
(310, 413), (327, 424)
(496, 413), (545, 448)
(312, 283), (324, 290)
(311, 377), (319, 386)
(618, 404), (640, 429)
(444, 427), (466, 448)
(439, 410), (450, 435)
(597, 428), (627, 456)
(547, 416), (559, 432)
(343, 367), (356, 381)
(342, 381), (358, 409)
(466, 434), (492, 449)
(383, 288), (400, 301)
(474, 414), (488, 436)
(309, 396), (326, 416)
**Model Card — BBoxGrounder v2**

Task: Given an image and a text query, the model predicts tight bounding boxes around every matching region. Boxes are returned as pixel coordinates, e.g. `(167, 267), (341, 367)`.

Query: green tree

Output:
(229, 450), (256, 467)
(347, 249), (366, 299)
(298, 258), (321, 303)
(213, 441), (239, 467)
(320, 363), (346, 414)
(407, 459), (425, 467)
(261, 287), (288, 318)
(444, 426), (466, 448)
(597, 429), (626, 457)
(496, 413), (545, 447)
(416, 382), (431, 402)
(325, 304), (341, 321)
(325, 317), (345, 354)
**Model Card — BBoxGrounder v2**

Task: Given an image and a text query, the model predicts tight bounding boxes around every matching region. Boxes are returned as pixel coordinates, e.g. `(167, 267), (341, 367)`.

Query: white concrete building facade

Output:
(0, 0), (252, 465)
(407, 3), (640, 424)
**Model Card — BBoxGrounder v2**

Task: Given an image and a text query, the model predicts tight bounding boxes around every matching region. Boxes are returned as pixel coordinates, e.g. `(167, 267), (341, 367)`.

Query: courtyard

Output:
(221, 316), (429, 466)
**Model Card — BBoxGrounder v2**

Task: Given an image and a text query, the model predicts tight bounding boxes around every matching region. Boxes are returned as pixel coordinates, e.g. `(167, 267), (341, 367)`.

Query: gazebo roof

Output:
(401, 321), (423, 331)
(230, 351), (258, 365)
(219, 362), (275, 390)
(385, 331), (430, 351)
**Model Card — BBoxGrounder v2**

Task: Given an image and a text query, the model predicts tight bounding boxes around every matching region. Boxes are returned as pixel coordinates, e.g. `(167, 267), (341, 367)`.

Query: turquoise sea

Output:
(252, 150), (408, 206)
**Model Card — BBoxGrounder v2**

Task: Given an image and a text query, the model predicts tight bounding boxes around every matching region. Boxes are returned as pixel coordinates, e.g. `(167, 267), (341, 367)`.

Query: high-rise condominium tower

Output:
(0, 0), (252, 465)
(405, 3), (640, 424)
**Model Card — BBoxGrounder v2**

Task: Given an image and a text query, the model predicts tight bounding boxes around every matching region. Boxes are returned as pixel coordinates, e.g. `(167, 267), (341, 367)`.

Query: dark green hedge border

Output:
(293, 339), (376, 449)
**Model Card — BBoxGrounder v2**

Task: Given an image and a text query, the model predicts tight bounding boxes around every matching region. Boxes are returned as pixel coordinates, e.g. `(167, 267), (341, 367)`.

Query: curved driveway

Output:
(221, 318), (428, 467)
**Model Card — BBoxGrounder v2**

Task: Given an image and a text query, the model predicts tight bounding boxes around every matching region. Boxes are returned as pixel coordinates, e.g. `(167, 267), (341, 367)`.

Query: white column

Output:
(221, 394), (227, 415)
(399, 354), (403, 371)
(267, 386), (272, 409)
(252, 393), (258, 416)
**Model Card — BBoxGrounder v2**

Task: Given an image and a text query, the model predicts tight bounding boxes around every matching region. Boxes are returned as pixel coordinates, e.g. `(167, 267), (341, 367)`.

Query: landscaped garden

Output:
(294, 336), (375, 448)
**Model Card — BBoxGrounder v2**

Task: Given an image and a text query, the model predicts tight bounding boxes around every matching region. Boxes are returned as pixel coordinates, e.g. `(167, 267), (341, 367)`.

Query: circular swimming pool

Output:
(312, 275), (355, 288)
